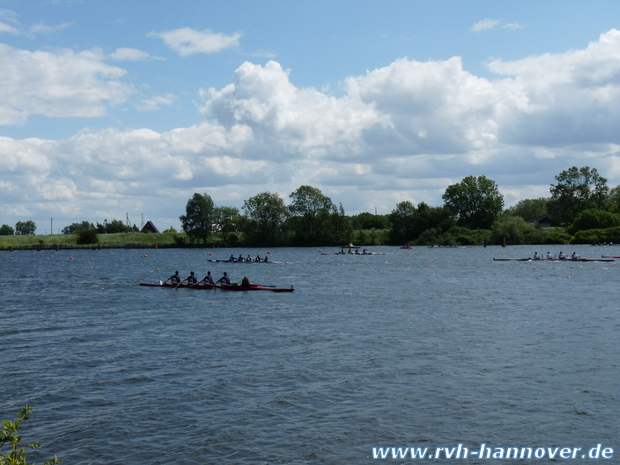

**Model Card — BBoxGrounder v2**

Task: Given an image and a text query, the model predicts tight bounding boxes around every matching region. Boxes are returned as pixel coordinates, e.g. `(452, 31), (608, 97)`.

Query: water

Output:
(1, 245), (618, 464)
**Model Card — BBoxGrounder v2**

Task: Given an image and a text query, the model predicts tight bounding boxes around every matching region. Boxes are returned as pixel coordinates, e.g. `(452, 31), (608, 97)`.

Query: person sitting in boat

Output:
(546, 252), (555, 260)
(256, 255), (262, 262)
(363, 248), (370, 254)
(571, 251), (580, 260)
(238, 254), (244, 262)
(533, 252), (540, 260)
(167, 271), (181, 284)
(186, 271), (198, 284)
(558, 251), (566, 260)
(247, 254), (253, 262)
(218, 272), (231, 285)
(229, 254), (236, 262)
(241, 275), (250, 286)
(202, 271), (215, 285)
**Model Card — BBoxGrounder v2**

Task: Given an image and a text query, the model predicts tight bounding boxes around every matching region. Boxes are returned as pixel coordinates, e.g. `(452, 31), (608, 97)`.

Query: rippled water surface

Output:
(1, 245), (618, 464)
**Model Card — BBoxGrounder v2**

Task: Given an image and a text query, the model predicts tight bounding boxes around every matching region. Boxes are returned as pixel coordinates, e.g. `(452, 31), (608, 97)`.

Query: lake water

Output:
(1, 245), (618, 464)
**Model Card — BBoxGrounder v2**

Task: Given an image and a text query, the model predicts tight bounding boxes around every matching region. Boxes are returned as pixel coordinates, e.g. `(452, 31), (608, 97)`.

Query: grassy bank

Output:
(0, 232), (185, 250)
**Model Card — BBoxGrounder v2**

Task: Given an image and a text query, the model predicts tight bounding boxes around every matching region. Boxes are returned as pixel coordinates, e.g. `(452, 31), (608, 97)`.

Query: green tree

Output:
(0, 224), (14, 235)
(389, 201), (456, 244)
(214, 206), (241, 244)
(15, 220), (36, 235)
(179, 193), (215, 245)
(288, 185), (343, 246)
(546, 166), (609, 224)
(491, 216), (538, 245)
(388, 201), (417, 244)
(241, 191), (288, 246)
(442, 175), (504, 229)
(0, 405), (59, 465)
(62, 221), (95, 235)
(350, 212), (387, 230)
(77, 229), (99, 245)
(506, 198), (549, 222)
(566, 209), (620, 234)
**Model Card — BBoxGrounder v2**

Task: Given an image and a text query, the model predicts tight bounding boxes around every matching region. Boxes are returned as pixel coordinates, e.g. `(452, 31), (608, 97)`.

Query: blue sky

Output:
(2, 0), (620, 232)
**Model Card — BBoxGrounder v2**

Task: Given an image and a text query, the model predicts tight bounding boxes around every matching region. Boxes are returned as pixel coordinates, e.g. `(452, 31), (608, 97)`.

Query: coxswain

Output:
(241, 275), (250, 286)
(167, 271), (181, 284)
(202, 271), (215, 285)
(218, 271), (231, 285)
(185, 271), (198, 284)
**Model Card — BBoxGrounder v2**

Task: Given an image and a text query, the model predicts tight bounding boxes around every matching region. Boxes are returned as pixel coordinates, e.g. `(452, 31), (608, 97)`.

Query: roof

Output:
(141, 221), (160, 233)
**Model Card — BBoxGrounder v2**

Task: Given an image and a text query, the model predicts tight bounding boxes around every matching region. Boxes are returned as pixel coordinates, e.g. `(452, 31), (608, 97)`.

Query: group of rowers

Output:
(533, 251), (581, 260)
(229, 254), (269, 262)
(166, 270), (251, 287)
(337, 248), (372, 255)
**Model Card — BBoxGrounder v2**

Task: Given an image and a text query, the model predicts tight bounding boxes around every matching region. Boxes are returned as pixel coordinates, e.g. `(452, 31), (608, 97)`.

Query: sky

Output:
(3, 1), (620, 233)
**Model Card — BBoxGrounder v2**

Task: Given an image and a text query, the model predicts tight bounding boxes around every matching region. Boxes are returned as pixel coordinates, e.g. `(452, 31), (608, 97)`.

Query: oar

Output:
(175, 279), (186, 289)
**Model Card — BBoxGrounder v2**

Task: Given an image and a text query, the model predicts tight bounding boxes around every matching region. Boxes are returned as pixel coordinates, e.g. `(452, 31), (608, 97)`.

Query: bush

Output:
(77, 229), (98, 245)
(0, 405), (58, 464)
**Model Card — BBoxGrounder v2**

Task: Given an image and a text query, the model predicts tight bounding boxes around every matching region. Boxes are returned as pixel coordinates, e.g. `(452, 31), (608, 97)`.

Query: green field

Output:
(0, 232), (185, 250)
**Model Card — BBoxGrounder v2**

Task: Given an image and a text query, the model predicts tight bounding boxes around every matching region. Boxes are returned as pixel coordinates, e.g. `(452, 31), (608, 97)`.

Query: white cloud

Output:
(0, 44), (134, 125)
(110, 47), (150, 61)
(470, 18), (501, 32)
(148, 27), (241, 56)
(135, 94), (177, 112)
(4, 30), (620, 229)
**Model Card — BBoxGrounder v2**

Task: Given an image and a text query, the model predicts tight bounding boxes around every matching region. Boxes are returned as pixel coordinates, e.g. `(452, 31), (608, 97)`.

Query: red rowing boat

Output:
(218, 284), (294, 292)
(140, 282), (215, 289)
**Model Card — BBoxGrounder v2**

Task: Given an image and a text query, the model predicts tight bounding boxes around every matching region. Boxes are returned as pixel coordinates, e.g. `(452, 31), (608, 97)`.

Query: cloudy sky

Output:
(2, 0), (620, 233)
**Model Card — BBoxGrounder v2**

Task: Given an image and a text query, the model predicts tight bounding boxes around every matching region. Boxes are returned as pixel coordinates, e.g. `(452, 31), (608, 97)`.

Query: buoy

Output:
(267, 251), (271, 254)
(69, 257), (74, 260)
(144, 254), (149, 257)
(319, 250), (322, 253)
(209, 252), (213, 255)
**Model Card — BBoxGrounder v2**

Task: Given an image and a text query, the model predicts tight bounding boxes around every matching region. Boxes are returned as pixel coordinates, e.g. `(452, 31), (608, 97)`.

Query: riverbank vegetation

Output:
(3, 166), (620, 249)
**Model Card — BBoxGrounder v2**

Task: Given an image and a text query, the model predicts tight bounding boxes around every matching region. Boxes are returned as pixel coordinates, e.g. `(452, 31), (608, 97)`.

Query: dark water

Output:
(1, 245), (618, 464)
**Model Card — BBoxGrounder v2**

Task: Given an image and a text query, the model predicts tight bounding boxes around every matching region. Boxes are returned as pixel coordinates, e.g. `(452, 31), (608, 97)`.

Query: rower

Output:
(238, 254), (244, 262)
(218, 272), (231, 285)
(571, 251), (580, 260)
(185, 271), (198, 284)
(256, 254), (261, 262)
(546, 251), (554, 260)
(558, 251), (566, 260)
(533, 252), (540, 260)
(229, 254), (236, 262)
(202, 271), (215, 285)
(241, 276), (250, 286)
(167, 270), (181, 284)
(247, 254), (253, 262)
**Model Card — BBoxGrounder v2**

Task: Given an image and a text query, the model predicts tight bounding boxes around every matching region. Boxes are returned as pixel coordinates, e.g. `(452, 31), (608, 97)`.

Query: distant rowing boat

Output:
(320, 246), (385, 256)
(493, 258), (615, 262)
(139, 282), (293, 292)
(208, 259), (271, 263)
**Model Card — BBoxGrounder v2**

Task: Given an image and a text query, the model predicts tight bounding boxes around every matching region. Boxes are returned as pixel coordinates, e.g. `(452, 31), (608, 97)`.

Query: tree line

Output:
(3, 165), (619, 246)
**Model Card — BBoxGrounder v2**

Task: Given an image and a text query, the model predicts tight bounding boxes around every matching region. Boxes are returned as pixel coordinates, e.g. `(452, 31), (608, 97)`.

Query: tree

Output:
(388, 201), (456, 244)
(442, 175), (504, 229)
(546, 166), (609, 224)
(566, 209), (620, 234)
(491, 216), (538, 245)
(214, 206), (241, 244)
(288, 185), (345, 246)
(241, 192), (288, 246)
(350, 212), (387, 230)
(62, 221), (95, 235)
(179, 193), (215, 244)
(77, 229), (99, 245)
(0, 224), (14, 235)
(506, 198), (549, 222)
(15, 220), (36, 235)
(96, 219), (132, 234)
(388, 201), (417, 244)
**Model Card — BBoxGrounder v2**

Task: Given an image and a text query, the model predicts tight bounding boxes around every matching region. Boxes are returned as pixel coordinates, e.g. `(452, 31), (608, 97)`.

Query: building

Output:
(140, 221), (160, 234)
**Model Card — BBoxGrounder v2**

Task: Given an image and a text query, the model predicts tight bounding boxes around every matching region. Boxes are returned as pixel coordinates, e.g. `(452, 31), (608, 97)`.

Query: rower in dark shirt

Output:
(218, 271), (231, 285)
(241, 276), (250, 286)
(168, 271), (181, 283)
(185, 271), (198, 284)
(202, 271), (215, 285)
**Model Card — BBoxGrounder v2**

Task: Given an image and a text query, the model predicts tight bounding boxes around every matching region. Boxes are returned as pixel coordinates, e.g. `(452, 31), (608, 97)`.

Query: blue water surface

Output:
(1, 245), (618, 464)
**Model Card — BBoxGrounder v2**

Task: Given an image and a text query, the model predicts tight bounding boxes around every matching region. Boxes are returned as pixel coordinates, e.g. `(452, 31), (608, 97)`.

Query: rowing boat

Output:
(320, 246), (385, 256)
(208, 259), (270, 263)
(218, 284), (294, 292)
(140, 282), (215, 289)
(601, 255), (620, 258)
(139, 282), (293, 292)
(493, 258), (615, 262)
